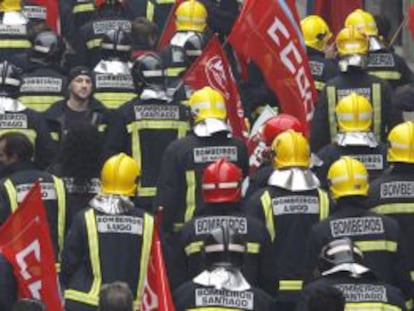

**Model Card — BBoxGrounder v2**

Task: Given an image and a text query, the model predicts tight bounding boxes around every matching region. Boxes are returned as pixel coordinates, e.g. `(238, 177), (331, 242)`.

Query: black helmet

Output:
(202, 224), (246, 269)
(183, 33), (207, 63)
(318, 238), (364, 273)
(31, 31), (65, 65)
(100, 28), (131, 60)
(131, 52), (165, 92)
(0, 61), (22, 98)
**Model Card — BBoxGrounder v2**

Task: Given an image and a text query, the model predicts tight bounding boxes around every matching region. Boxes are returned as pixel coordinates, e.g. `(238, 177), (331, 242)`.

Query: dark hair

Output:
(99, 282), (133, 311)
(308, 285), (345, 311)
(12, 299), (46, 311)
(131, 17), (158, 48)
(0, 132), (34, 162)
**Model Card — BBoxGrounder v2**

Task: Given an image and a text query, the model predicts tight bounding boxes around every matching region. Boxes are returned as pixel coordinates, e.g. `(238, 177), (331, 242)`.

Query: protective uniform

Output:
(0, 61), (55, 169)
(243, 131), (330, 309)
(0, 254), (16, 310)
(345, 9), (413, 90)
(297, 238), (408, 311)
(169, 159), (271, 290)
(304, 157), (414, 307)
(173, 225), (274, 311)
(316, 93), (387, 188)
(108, 52), (191, 211)
(19, 31), (67, 112)
(367, 122), (414, 287)
(144, 0), (176, 35)
(93, 29), (136, 109)
(198, 0), (240, 37)
(391, 83), (414, 124)
(300, 15), (338, 92)
(62, 153), (154, 311)
(310, 27), (393, 152)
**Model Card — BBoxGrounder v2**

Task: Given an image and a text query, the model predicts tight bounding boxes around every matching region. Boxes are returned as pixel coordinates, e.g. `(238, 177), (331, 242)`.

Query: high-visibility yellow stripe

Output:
(407, 299), (413, 310)
(354, 240), (397, 252)
(372, 203), (414, 215)
(146, 1), (155, 21)
(4, 179), (18, 212)
(315, 81), (325, 91)
(137, 186), (156, 197)
(0, 40), (31, 48)
(368, 70), (402, 80)
(318, 188), (329, 220)
(185, 241), (204, 255)
(247, 242), (260, 254)
(154, 0), (175, 3)
(279, 280), (303, 291)
(260, 191), (275, 242)
(97, 124), (106, 133)
(184, 170), (196, 222)
(86, 38), (102, 49)
(0, 129), (37, 146)
(345, 302), (402, 311)
(72, 3), (95, 14)
(94, 93), (136, 109)
(410, 271), (414, 281)
(327, 86), (337, 140)
(50, 132), (59, 141)
(53, 176), (66, 262)
(173, 222), (184, 232)
(372, 83), (381, 141)
(165, 67), (187, 77)
(19, 95), (64, 111)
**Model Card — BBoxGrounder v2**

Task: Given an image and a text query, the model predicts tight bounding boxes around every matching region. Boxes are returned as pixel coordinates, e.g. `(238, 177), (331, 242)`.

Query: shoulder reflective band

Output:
(407, 299), (413, 310)
(0, 129), (37, 146)
(19, 96), (64, 112)
(279, 280), (303, 291)
(315, 81), (325, 91)
(0, 40), (31, 48)
(354, 240), (397, 253)
(185, 240), (204, 255)
(65, 209), (101, 306)
(372, 203), (414, 215)
(165, 67), (187, 77)
(184, 170), (196, 222)
(345, 302), (402, 311)
(146, 1), (155, 21)
(93, 93), (136, 109)
(53, 176), (66, 263)
(372, 83), (381, 141)
(368, 71), (402, 81)
(260, 190), (275, 242)
(4, 179), (18, 212)
(247, 242), (260, 254)
(154, 0), (175, 3)
(86, 38), (103, 49)
(318, 188), (329, 220)
(327, 86), (337, 140)
(72, 3), (95, 14)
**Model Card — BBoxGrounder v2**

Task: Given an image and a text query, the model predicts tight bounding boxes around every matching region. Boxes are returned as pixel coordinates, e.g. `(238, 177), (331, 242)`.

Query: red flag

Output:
(0, 182), (62, 310)
(183, 35), (248, 140)
(228, 0), (317, 135)
(157, 0), (185, 51)
(30, 0), (60, 32)
(409, 4), (414, 40)
(140, 226), (175, 311)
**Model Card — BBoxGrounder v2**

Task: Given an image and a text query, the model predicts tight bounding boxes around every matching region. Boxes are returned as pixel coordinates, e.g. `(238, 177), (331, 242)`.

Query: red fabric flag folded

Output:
(30, 0), (60, 32)
(409, 4), (414, 40)
(228, 0), (317, 135)
(183, 35), (248, 140)
(0, 182), (62, 310)
(157, 0), (185, 51)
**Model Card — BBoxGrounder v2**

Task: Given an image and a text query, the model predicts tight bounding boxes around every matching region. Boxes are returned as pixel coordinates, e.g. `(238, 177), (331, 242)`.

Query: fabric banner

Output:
(409, 3), (414, 40)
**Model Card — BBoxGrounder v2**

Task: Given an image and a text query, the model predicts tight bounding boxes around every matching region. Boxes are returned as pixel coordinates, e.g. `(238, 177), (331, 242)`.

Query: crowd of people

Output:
(0, 0), (414, 310)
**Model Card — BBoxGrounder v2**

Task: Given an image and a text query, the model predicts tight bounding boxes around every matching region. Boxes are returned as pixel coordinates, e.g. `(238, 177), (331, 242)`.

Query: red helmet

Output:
(202, 158), (242, 203)
(261, 114), (305, 146)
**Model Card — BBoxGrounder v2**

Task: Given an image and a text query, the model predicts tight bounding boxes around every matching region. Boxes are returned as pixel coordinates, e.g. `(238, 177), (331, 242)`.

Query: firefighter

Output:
(61, 153), (154, 311)
(367, 121), (414, 288)
(19, 30), (67, 112)
(243, 130), (330, 310)
(297, 238), (407, 311)
(170, 158), (271, 290)
(316, 93), (387, 188)
(345, 9), (413, 90)
(310, 26), (393, 153)
(391, 84), (414, 124)
(173, 224), (274, 311)
(0, 132), (67, 269)
(304, 156), (413, 307)
(93, 28), (136, 109)
(300, 15), (338, 92)
(0, 60), (55, 169)
(106, 52), (190, 212)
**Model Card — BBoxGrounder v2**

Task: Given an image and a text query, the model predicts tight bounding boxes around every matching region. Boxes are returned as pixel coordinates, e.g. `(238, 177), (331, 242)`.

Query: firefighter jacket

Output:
(0, 254), (16, 310)
(156, 131), (249, 236)
(110, 95), (191, 211)
(310, 68), (393, 152)
(304, 197), (414, 306)
(367, 49), (413, 90)
(245, 164), (273, 198)
(169, 202), (272, 290)
(19, 64), (67, 112)
(243, 184), (331, 300)
(61, 201), (154, 310)
(0, 21), (31, 68)
(161, 42), (191, 91)
(199, 0), (240, 36)
(0, 161), (67, 267)
(296, 270), (407, 311)
(144, 0), (175, 35)
(367, 164), (414, 287)
(392, 83), (414, 124)
(306, 47), (338, 92)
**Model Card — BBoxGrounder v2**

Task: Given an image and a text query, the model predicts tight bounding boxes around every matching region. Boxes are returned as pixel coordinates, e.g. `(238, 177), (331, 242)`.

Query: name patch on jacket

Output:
(96, 215), (143, 235)
(380, 181), (414, 199)
(23, 5), (47, 20)
(21, 77), (63, 93)
(330, 217), (384, 237)
(195, 216), (247, 235)
(134, 105), (180, 120)
(64, 178), (100, 194)
(16, 182), (57, 203)
(0, 114), (28, 128)
(309, 61), (324, 76)
(352, 154), (384, 170)
(335, 284), (387, 302)
(195, 288), (254, 310)
(337, 88), (371, 101)
(95, 74), (134, 89)
(368, 53), (395, 67)
(0, 24), (26, 35)
(272, 196), (319, 215)
(93, 20), (131, 35)
(193, 146), (238, 163)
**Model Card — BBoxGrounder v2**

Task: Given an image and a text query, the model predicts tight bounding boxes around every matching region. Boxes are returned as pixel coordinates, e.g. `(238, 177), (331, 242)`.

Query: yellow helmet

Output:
(387, 122), (414, 163)
(100, 153), (140, 196)
(301, 15), (332, 52)
(189, 86), (227, 124)
(336, 93), (373, 133)
(0, 0), (21, 12)
(175, 0), (208, 32)
(345, 9), (378, 37)
(327, 156), (369, 199)
(271, 130), (310, 169)
(336, 27), (369, 56)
